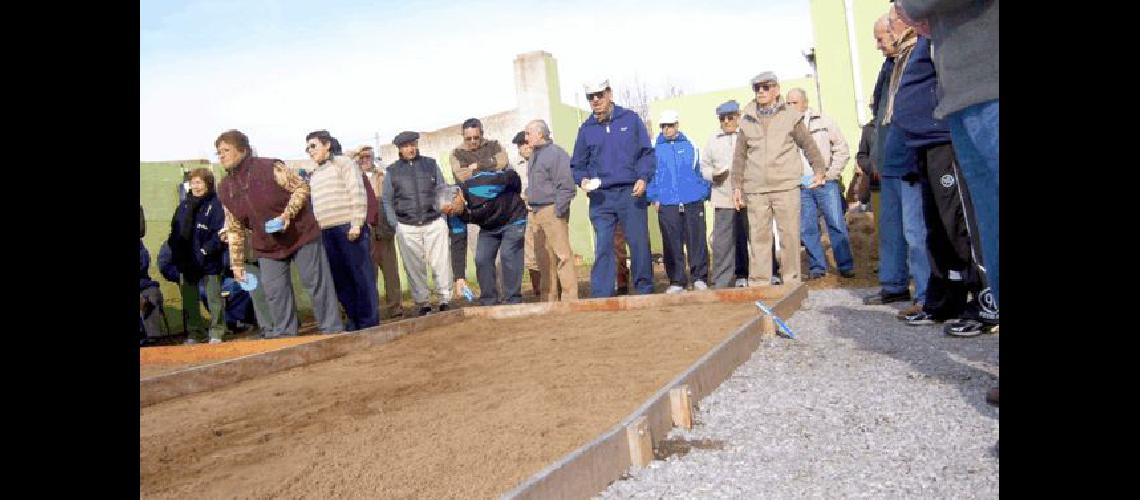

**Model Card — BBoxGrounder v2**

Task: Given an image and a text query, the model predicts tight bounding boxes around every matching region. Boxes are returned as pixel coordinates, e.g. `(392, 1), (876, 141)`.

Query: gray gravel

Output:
(597, 287), (998, 499)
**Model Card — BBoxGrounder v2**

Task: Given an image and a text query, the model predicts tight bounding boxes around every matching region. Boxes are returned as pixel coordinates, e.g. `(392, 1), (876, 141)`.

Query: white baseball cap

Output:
(659, 109), (679, 124)
(584, 78), (610, 94)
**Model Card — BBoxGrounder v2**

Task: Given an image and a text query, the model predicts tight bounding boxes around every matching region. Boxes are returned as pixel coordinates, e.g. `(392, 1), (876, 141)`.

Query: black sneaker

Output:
(943, 319), (995, 337)
(904, 311), (943, 325)
(438, 303), (451, 312)
(839, 269), (856, 278)
(806, 271), (826, 280)
(863, 290), (911, 305)
(417, 306), (433, 317)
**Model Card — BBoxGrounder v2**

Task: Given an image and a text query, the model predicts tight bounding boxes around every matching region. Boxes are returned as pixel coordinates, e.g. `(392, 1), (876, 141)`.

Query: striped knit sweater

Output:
(308, 155), (368, 229)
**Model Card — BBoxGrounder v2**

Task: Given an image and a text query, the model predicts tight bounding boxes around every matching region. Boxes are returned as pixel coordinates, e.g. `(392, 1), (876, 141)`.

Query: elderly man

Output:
(570, 78), (656, 297)
(700, 100), (751, 289)
(861, 13), (929, 308)
(450, 118), (508, 183)
(731, 72), (827, 286)
(215, 129), (343, 337)
(649, 110), (710, 293)
(354, 145), (404, 320)
(525, 119), (579, 301)
(868, 12), (931, 315)
(785, 88), (856, 280)
(304, 130), (378, 331)
(511, 131), (547, 298)
(382, 131), (453, 316)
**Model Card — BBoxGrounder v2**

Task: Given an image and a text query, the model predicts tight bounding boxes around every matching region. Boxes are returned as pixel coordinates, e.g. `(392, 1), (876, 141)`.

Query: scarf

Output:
(882, 28), (918, 125)
(179, 193), (206, 242)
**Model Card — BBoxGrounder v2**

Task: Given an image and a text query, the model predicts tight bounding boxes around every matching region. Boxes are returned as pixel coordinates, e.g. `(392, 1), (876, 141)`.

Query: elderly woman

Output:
(214, 129), (343, 338)
(167, 167), (227, 344)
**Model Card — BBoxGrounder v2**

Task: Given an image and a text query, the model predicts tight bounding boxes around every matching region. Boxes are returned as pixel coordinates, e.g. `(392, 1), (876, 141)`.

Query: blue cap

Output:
(715, 100), (740, 116)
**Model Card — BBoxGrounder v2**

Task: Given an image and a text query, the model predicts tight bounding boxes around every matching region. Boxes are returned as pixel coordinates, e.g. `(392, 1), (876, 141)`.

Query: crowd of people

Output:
(139, 0), (998, 410)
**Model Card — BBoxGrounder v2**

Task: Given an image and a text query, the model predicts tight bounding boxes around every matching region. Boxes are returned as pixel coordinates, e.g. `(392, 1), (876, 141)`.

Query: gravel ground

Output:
(597, 287), (999, 499)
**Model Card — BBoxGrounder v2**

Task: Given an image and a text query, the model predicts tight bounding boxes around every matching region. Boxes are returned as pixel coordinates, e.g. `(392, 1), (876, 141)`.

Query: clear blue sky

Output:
(141, 0), (814, 161)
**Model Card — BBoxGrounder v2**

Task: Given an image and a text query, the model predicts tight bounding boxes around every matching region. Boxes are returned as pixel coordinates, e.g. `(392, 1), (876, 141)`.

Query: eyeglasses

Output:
(752, 82), (776, 92)
(463, 135), (482, 142)
(586, 91), (606, 101)
(719, 114), (739, 122)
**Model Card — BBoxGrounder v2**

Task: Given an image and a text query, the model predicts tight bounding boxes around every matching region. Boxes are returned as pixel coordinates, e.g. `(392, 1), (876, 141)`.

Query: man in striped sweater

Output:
(305, 130), (380, 331)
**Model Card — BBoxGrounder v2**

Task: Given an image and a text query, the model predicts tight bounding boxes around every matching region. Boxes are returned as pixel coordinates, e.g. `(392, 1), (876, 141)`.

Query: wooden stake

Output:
(669, 385), (693, 429)
(761, 314), (776, 336)
(626, 416), (652, 468)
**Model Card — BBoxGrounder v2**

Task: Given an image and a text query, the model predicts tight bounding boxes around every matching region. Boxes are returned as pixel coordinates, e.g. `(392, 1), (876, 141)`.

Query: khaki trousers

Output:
(745, 188), (802, 284)
(531, 205), (578, 301)
(395, 217), (453, 306)
(370, 233), (404, 318)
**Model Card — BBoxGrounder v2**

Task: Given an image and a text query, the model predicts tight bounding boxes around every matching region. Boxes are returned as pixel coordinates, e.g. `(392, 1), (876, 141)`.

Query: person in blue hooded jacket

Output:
(647, 109), (711, 293)
(167, 167), (228, 344)
(570, 78), (657, 297)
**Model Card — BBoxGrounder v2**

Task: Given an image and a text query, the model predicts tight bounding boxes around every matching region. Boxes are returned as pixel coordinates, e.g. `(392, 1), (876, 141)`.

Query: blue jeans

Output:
(475, 221), (526, 306)
(947, 100), (999, 308)
(800, 180), (855, 274)
(878, 176), (930, 303)
(587, 185), (654, 297)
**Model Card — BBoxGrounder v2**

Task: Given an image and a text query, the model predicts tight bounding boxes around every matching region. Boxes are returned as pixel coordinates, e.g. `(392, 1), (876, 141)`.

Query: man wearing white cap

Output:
(570, 79), (657, 297)
(731, 71), (827, 286)
(648, 109), (710, 293)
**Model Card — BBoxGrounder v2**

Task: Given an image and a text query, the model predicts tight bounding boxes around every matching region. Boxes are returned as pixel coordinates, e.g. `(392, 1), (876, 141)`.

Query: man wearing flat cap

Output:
(570, 78), (657, 297)
(701, 100), (751, 289)
(731, 71), (827, 286)
(381, 131), (454, 316)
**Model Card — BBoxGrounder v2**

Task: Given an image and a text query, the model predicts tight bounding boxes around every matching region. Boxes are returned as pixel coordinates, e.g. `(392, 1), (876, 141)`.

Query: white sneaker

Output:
(734, 278), (749, 288)
(208, 338), (223, 345)
(693, 281), (708, 291)
(665, 285), (684, 294)
(770, 276), (783, 285)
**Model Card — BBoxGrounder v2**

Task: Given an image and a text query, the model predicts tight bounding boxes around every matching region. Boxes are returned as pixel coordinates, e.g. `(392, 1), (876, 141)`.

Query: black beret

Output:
(393, 131), (420, 146)
(511, 131), (527, 145)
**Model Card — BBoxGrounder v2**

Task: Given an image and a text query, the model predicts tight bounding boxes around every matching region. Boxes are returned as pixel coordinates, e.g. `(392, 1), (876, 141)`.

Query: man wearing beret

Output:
(570, 78), (656, 297)
(700, 100), (751, 289)
(381, 131), (453, 316)
(731, 71), (827, 286)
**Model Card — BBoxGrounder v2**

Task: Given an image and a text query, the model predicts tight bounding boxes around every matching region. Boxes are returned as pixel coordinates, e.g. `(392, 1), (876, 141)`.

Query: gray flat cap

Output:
(750, 71), (779, 85)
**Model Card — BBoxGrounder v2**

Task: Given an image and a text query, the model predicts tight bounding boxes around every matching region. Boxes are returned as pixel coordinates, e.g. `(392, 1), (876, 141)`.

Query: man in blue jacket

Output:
(570, 78), (657, 297)
(648, 110), (710, 293)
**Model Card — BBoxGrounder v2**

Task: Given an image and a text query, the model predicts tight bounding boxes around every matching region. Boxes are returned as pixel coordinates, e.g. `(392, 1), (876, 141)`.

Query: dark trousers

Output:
(657, 201), (710, 286)
(322, 224), (380, 331)
(918, 143), (988, 321)
(476, 222), (526, 306)
(588, 185), (654, 297)
(711, 208), (750, 288)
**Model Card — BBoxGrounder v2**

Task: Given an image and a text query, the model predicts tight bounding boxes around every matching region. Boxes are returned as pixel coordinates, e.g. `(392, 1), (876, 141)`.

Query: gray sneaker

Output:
(208, 338), (223, 345)
(693, 281), (708, 291)
(734, 278), (749, 288)
(665, 285), (684, 294)
(770, 276), (783, 285)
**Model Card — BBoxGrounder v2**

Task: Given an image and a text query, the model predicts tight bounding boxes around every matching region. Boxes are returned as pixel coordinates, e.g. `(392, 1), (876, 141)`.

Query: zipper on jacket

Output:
(409, 160), (424, 225)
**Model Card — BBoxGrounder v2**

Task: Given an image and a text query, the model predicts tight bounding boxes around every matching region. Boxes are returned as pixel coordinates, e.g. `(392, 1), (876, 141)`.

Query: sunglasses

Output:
(659, 123), (677, 129)
(752, 82), (776, 92)
(463, 135), (482, 142)
(719, 114), (739, 122)
(586, 91), (606, 101)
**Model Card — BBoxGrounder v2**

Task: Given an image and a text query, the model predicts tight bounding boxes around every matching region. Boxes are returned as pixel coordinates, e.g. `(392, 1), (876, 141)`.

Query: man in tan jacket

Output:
(731, 71), (827, 286)
(354, 145), (404, 319)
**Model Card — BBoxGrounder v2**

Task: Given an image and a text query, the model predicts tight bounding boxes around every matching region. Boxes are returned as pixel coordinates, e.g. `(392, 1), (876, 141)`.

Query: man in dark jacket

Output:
(382, 131), (453, 316)
(443, 165), (528, 306)
(167, 167), (228, 343)
(570, 78), (657, 297)
(524, 119), (579, 301)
